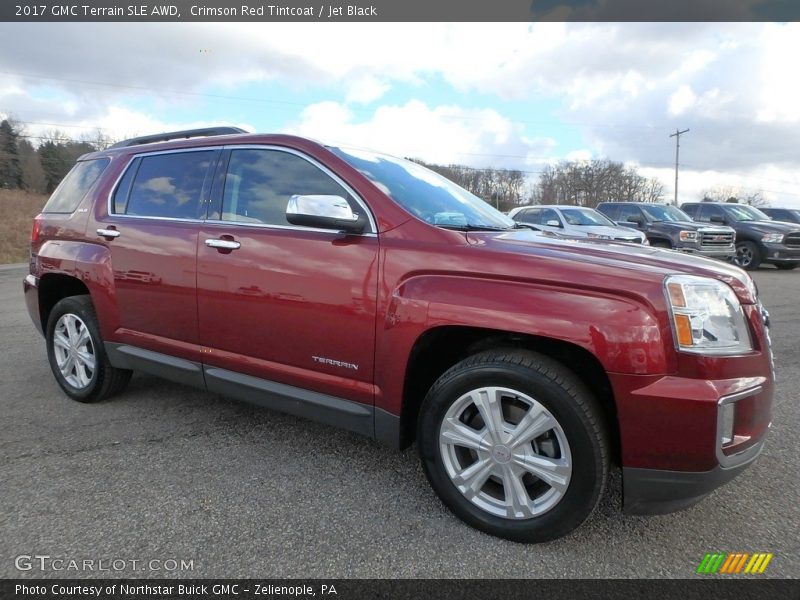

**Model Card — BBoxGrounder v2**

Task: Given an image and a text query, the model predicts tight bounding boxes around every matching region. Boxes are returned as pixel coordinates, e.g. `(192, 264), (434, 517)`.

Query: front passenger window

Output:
(220, 149), (355, 226)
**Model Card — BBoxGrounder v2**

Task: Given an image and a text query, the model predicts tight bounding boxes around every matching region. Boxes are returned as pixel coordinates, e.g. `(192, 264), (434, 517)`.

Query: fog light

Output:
(720, 402), (735, 446)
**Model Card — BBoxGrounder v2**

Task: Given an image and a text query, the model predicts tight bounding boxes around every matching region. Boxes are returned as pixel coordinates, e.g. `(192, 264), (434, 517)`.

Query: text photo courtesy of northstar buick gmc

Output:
(23, 128), (774, 543)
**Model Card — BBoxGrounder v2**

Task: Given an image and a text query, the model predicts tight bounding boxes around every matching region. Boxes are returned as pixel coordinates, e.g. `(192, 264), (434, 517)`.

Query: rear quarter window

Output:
(42, 158), (110, 214)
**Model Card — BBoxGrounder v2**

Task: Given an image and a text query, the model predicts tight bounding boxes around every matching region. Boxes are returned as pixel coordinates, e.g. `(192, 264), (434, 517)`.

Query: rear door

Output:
(196, 146), (379, 406)
(92, 148), (218, 360)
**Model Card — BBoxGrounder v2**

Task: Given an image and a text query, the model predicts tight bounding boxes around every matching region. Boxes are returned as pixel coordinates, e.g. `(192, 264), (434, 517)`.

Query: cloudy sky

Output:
(1, 22), (799, 207)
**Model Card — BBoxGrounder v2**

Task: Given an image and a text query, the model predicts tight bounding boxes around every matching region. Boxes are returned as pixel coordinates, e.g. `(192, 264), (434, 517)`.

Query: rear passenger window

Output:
(220, 149), (353, 226)
(120, 151), (215, 219)
(43, 158), (109, 214)
(516, 209), (541, 225)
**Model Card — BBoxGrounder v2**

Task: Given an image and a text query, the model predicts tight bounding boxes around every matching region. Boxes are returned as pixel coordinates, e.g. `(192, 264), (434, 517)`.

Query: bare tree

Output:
(700, 186), (768, 207)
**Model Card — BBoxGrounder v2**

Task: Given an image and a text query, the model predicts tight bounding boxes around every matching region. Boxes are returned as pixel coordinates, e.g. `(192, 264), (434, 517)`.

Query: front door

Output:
(196, 146), (379, 405)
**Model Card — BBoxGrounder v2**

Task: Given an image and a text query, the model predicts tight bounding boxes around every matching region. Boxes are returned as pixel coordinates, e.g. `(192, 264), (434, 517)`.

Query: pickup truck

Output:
(24, 128), (774, 542)
(596, 201), (736, 260)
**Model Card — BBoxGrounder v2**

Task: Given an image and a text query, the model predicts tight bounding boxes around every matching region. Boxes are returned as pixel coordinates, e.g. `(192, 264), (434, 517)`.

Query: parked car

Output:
(596, 202), (736, 260)
(507, 205), (647, 244)
(24, 128), (773, 542)
(682, 202), (800, 270)
(761, 207), (800, 225)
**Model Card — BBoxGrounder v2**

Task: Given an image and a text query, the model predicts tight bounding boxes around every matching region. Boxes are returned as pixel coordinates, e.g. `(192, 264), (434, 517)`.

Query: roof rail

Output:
(108, 126), (248, 149)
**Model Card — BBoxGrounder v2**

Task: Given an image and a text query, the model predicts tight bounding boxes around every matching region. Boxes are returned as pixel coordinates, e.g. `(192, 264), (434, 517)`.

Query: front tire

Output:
(417, 349), (609, 543)
(734, 241), (762, 270)
(46, 295), (132, 403)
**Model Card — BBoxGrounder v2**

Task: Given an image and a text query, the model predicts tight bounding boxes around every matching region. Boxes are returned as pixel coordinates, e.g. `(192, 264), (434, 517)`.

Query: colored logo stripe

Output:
(697, 553), (773, 574)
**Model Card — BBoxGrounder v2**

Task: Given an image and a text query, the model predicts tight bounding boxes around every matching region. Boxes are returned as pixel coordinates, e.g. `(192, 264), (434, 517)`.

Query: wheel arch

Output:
(399, 325), (620, 464)
(38, 273), (91, 333)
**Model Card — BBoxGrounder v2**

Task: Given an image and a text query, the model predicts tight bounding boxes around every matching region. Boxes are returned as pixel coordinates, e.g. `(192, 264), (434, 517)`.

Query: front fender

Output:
(374, 274), (669, 414)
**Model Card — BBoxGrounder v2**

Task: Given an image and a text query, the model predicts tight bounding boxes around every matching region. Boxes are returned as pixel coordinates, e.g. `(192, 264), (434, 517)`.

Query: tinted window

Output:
(618, 205), (643, 224)
(681, 204), (699, 218)
(112, 157), (139, 214)
(597, 204), (619, 220)
(221, 149), (353, 226)
(124, 151), (214, 219)
(43, 158), (109, 213)
(722, 204), (769, 222)
(515, 208), (542, 225)
(697, 204), (725, 223)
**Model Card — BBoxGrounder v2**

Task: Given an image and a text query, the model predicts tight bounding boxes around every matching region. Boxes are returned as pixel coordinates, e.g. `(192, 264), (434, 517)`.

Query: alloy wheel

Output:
(439, 386), (572, 519)
(52, 313), (96, 389)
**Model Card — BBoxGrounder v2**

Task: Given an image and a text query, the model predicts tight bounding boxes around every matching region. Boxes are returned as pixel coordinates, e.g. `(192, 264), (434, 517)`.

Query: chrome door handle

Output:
(96, 228), (121, 238)
(205, 238), (241, 250)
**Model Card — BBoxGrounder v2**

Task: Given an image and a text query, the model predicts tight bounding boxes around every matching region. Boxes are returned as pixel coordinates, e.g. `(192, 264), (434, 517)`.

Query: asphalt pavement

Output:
(0, 263), (797, 578)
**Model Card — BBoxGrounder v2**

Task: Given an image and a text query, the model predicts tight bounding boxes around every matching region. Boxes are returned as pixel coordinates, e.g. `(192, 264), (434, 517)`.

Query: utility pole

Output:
(670, 128), (689, 205)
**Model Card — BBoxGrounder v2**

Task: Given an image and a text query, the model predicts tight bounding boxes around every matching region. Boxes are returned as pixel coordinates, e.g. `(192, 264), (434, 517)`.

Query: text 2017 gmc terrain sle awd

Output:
(24, 128), (774, 542)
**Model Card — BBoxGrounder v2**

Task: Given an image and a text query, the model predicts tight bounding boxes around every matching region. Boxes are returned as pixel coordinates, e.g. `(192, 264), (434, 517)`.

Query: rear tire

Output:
(734, 241), (762, 270)
(417, 349), (609, 543)
(46, 295), (132, 403)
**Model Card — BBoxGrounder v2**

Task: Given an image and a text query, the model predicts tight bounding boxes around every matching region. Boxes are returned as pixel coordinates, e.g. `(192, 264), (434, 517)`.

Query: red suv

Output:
(24, 128), (774, 542)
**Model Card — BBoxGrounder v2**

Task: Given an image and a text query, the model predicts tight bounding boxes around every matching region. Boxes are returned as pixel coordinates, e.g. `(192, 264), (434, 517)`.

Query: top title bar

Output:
(2, 0), (799, 22)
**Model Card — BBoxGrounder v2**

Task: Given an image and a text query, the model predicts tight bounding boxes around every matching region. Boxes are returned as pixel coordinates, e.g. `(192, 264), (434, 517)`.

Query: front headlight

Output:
(762, 233), (783, 243)
(664, 275), (753, 355)
(679, 230), (698, 241)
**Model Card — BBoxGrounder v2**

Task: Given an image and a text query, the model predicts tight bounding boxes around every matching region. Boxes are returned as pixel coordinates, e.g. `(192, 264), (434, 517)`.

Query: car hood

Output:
(654, 220), (734, 233)
(735, 220), (800, 234)
(574, 225), (642, 239)
(465, 229), (755, 303)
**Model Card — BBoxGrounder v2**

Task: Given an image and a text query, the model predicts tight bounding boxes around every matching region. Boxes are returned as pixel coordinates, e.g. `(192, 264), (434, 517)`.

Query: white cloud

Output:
(287, 99), (555, 169)
(668, 85), (697, 116)
(2, 22), (800, 207)
(345, 76), (390, 104)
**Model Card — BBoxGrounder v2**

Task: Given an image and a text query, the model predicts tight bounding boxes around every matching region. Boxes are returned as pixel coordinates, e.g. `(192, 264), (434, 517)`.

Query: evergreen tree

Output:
(0, 119), (22, 189)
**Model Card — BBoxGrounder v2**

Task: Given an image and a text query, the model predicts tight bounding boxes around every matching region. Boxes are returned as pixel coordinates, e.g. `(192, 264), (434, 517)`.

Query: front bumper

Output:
(623, 440), (763, 515)
(677, 245), (736, 259)
(761, 243), (800, 264)
(611, 371), (772, 515)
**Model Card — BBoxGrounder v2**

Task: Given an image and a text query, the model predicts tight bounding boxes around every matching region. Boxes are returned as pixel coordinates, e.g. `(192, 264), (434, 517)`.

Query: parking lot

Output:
(0, 263), (797, 579)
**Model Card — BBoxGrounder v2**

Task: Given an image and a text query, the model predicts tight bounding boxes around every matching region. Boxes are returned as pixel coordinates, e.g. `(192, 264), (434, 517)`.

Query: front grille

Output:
(700, 231), (734, 248)
(784, 232), (800, 248)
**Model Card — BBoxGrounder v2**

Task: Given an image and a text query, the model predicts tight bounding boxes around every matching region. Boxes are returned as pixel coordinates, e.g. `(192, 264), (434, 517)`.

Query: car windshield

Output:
(723, 204), (771, 222)
(640, 204), (692, 222)
(330, 147), (515, 230)
(560, 208), (616, 226)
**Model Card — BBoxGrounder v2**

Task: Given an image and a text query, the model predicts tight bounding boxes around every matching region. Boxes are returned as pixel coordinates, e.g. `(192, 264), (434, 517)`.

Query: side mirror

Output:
(709, 215), (726, 224)
(545, 219), (562, 228)
(626, 216), (643, 226)
(286, 195), (367, 233)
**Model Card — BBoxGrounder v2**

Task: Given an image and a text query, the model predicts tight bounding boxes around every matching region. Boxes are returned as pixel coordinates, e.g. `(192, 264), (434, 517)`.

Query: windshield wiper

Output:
(439, 224), (513, 232)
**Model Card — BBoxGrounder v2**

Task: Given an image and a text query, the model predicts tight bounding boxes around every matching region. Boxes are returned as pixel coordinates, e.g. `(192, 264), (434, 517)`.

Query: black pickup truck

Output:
(682, 202), (800, 270)
(596, 202), (736, 260)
